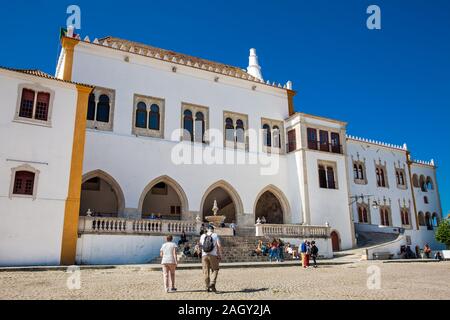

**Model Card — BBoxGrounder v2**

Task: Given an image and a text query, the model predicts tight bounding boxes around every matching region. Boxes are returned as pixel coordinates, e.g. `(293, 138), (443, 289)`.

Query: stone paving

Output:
(0, 261), (449, 300)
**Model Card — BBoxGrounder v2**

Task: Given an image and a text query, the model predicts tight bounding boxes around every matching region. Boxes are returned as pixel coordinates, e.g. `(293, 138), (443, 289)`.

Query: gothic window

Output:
(418, 212), (425, 226)
(419, 175), (427, 192)
(380, 207), (391, 226)
(432, 213), (439, 227)
(273, 126), (281, 149)
(425, 212), (432, 230)
(182, 104), (208, 143)
(412, 174), (419, 188)
(96, 94), (110, 123)
(149, 104), (160, 130)
(357, 204), (370, 224)
(133, 95), (164, 138)
(183, 109), (194, 142)
(426, 177), (434, 190)
(86, 88), (115, 131)
(236, 119), (245, 144)
(16, 86), (53, 124)
(353, 164), (359, 179)
(135, 102), (147, 128)
(376, 165), (388, 188)
(225, 118), (234, 143)
(401, 209), (410, 226)
(358, 165), (364, 180)
(195, 112), (205, 143)
(395, 169), (407, 189)
(262, 124), (271, 147)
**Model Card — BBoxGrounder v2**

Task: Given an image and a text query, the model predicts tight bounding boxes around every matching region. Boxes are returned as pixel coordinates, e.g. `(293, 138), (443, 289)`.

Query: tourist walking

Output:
(160, 235), (178, 293)
(200, 225), (222, 293)
(230, 221), (237, 236)
(310, 241), (319, 268)
(300, 240), (308, 268)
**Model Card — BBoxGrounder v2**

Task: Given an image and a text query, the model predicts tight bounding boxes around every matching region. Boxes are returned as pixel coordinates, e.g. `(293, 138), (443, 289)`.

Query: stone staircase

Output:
(150, 235), (298, 264)
(356, 231), (399, 248)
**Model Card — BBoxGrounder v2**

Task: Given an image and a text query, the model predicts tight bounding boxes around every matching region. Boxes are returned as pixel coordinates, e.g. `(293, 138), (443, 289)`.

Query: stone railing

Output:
(255, 223), (331, 238)
(78, 216), (200, 236)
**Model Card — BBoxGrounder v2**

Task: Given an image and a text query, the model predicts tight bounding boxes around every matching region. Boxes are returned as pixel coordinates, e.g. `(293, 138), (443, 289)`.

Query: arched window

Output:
(401, 210), (409, 225)
(353, 164), (359, 179)
(358, 205), (369, 223)
(425, 212), (432, 229)
(376, 168), (381, 187)
(400, 172), (405, 185)
(135, 102), (147, 128)
(419, 175), (427, 192)
(396, 171), (400, 185)
(149, 104), (160, 130)
(262, 124), (271, 147)
(236, 119), (245, 144)
(273, 126), (281, 149)
(358, 165), (364, 180)
(432, 213), (439, 227)
(380, 208), (390, 226)
(424, 196), (429, 204)
(183, 109), (194, 142)
(412, 174), (419, 188)
(426, 177), (434, 190)
(96, 94), (110, 123)
(87, 93), (96, 121)
(13, 171), (35, 196)
(418, 212), (425, 226)
(380, 169), (386, 187)
(195, 112), (205, 143)
(225, 118), (234, 142)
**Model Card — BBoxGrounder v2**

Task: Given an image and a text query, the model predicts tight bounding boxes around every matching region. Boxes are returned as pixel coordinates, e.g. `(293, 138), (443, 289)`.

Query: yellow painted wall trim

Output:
(60, 84), (92, 265)
(287, 89), (296, 116)
(61, 37), (79, 82)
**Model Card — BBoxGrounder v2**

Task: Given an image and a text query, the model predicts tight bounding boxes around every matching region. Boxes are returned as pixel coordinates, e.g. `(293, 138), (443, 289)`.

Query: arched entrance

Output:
(200, 181), (243, 224)
(331, 231), (340, 252)
(254, 185), (290, 224)
(139, 176), (189, 220)
(80, 170), (125, 217)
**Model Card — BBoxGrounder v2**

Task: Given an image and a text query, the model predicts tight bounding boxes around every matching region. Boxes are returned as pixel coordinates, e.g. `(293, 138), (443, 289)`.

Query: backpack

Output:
(311, 245), (319, 256)
(202, 234), (215, 253)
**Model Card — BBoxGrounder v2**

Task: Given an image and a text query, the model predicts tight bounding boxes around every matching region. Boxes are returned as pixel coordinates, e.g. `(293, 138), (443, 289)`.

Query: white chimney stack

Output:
(247, 48), (263, 81)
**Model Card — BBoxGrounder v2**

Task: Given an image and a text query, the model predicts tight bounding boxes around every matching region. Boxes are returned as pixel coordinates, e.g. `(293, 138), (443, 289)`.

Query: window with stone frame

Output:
(352, 160), (367, 185)
(379, 206), (392, 226)
(261, 118), (284, 154)
(15, 85), (54, 125)
(400, 208), (411, 226)
(132, 94), (165, 138)
(357, 203), (370, 224)
(181, 103), (209, 143)
(375, 162), (389, 188)
(318, 161), (338, 190)
(223, 111), (248, 150)
(395, 168), (407, 189)
(86, 87), (115, 131)
(9, 165), (40, 200)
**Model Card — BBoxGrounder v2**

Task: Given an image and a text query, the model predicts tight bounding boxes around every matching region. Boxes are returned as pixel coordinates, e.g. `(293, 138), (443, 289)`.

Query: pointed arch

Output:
(138, 175), (189, 219)
(199, 180), (244, 221)
(81, 170), (125, 216)
(253, 185), (291, 224)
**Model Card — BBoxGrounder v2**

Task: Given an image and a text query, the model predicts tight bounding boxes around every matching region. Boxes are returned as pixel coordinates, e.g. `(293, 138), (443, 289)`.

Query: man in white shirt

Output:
(199, 225), (222, 293)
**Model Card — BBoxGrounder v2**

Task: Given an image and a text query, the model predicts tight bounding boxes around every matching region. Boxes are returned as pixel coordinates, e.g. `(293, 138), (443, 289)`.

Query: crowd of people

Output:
(399, 243), (444, 260)
(251, 238), (319, 268)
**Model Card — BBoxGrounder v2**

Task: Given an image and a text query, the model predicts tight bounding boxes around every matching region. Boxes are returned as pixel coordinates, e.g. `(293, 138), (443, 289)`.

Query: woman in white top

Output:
(160, 235), (178, 293)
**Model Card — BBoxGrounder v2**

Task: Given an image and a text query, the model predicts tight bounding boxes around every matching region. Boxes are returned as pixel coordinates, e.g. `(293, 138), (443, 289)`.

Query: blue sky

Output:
(1, 0), (449, 215)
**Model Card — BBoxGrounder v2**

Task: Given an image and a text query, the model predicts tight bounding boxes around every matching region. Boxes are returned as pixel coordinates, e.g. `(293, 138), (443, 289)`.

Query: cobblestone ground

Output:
(0, 261), (449, 300)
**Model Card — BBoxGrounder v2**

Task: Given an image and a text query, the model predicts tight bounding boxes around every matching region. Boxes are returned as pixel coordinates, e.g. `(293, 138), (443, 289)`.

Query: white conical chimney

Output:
(247, 48), (263, 81)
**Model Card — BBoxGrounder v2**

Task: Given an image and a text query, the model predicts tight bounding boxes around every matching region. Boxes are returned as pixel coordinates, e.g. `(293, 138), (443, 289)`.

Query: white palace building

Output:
(0, 28), (444, 266)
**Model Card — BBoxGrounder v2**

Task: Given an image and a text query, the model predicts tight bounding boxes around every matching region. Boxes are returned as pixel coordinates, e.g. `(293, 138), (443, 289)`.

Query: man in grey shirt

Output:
(199, 225), (222, 293)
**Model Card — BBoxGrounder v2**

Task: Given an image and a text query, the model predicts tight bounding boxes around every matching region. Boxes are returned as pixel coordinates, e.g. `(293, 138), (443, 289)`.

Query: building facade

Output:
(0, 29), (444, 266)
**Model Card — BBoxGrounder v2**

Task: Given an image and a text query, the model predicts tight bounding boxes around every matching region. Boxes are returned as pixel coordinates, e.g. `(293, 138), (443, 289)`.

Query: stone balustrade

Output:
(255, 223), (331, 238)
(78, 216), (200, 236)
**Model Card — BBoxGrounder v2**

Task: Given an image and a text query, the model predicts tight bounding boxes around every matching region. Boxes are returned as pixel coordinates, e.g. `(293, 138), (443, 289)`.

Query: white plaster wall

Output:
(411, 164), (441, 219)
(76, 234), (180, 265)
(71, 43), (303, 226)
(0, 70), (78, 266)
(305, 151), (354, 250)
(347, 140), (416, 229)
(282, 237), (333, 259)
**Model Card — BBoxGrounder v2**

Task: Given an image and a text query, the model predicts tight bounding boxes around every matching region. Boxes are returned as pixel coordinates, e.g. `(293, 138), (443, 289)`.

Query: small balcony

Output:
(307, 140), (343, 154)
